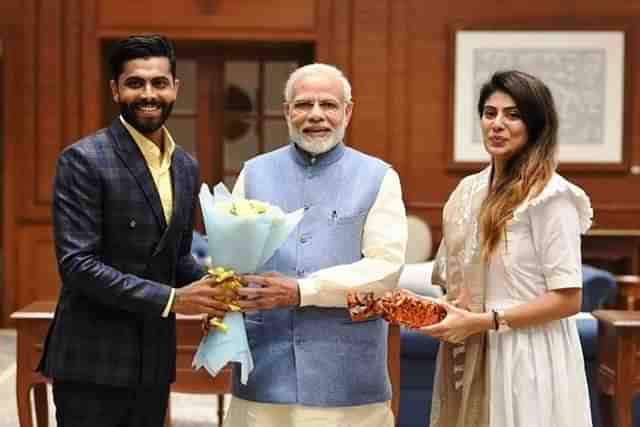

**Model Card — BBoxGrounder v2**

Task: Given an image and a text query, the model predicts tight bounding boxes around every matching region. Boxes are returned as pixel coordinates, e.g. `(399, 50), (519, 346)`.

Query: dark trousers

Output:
(52, 380), (170, 427)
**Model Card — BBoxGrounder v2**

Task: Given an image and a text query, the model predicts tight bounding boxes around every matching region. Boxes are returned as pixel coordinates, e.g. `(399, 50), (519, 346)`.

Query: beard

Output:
(119, 99), (174, 136)
(287, 119), (346, 155)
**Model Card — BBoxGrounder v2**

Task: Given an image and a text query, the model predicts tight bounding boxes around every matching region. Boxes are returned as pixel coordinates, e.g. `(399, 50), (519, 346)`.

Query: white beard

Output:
(287, 119), (345, 155)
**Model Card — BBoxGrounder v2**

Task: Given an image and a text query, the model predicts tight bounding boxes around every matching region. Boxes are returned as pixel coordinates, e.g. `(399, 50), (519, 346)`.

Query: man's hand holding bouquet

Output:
(192, 183), (303, 384)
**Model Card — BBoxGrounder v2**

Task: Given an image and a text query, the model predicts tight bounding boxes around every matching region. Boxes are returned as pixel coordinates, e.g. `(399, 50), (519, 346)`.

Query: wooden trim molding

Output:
(97, 28), (317, 42)
(96, 0), (317, 37)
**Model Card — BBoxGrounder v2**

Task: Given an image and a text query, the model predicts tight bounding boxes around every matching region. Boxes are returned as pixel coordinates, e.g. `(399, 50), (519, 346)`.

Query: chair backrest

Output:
(399, 262), (443, 298)
(405, 215), (432, 263)
(581, 264), (616, 312)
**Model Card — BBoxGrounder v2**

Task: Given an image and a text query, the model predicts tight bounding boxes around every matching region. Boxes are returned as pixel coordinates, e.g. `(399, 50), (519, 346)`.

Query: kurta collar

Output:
(289, 141), (346, 168)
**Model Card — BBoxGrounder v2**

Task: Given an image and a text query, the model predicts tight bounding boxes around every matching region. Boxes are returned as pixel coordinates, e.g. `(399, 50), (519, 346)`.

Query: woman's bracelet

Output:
(491, 309), (499, 330)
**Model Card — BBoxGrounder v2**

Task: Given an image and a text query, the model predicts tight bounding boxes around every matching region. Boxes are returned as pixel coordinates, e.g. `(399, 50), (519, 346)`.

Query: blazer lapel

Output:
(107, 119), (167, 231)
(152, 149), (189, 256)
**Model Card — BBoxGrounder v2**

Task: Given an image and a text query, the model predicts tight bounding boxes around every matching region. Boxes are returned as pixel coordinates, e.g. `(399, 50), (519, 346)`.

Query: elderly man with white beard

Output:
(223, 63), (408, 427)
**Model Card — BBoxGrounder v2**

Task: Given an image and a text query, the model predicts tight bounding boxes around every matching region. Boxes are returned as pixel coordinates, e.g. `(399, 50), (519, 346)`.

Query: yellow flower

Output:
(215, 199), (269, 217)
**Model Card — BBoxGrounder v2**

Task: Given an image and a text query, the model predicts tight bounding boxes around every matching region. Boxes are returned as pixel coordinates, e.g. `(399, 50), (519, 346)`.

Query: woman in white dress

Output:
(422, 70), (593, 427)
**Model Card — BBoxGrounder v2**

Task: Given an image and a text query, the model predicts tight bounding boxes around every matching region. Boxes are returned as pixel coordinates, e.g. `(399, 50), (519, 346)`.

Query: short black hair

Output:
(108, 34), (177, 82)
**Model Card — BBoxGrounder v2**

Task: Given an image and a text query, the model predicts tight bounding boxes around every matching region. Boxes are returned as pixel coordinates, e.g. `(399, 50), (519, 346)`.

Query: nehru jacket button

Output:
(129, 220), (136, 228)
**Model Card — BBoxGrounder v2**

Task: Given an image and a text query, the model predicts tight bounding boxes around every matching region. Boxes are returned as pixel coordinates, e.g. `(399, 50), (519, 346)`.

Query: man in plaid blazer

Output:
(38, 35), (229, 426)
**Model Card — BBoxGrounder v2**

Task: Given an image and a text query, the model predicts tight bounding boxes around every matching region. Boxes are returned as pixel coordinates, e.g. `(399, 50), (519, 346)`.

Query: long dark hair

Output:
(477, 70), (558, 260)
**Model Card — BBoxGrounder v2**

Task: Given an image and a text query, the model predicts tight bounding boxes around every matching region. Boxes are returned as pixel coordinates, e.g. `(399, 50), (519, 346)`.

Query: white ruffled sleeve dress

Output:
(485, 173), (593, 427)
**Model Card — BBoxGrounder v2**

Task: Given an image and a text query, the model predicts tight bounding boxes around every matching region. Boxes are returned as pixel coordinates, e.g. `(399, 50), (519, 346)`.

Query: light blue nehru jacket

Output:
(233, 142), (391, 406)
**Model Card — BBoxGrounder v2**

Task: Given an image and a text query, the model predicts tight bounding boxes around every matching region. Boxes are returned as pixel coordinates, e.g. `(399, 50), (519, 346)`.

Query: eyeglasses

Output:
(287, 98), (346, 115)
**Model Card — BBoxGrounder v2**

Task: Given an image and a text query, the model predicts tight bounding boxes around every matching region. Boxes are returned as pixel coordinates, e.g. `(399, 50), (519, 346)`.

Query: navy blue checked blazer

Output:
(39, 118), (205, 387)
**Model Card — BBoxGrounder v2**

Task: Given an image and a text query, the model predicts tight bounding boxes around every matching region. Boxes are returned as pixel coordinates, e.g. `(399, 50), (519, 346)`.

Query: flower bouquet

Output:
(192, 183), (304, 384)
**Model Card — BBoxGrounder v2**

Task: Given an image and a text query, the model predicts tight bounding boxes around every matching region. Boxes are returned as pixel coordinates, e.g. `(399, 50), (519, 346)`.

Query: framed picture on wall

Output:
(449, 25), (630, 172)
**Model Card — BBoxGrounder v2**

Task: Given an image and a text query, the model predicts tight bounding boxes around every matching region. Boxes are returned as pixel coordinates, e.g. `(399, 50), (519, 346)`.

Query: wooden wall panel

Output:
(350, 0), (389, 158)
(15, 0), (85, 222)
(62, 0), (83, 144)
(388, 1), (410, 173)
(0, 0), (20, 325)
(16, 227), (60, 306)
(98, 0), (316, 40)
(36, 0), (63, 207)
(4, 0), (640, 325)
(316, 1), (352, 80)
(18, 0), (40, 220)
(314, 1), (332, 63)
(80, 0), (101, 136)
(316, 1), (409, 171)
(2, 0), (87, 324)
(2, 0), (33, 324)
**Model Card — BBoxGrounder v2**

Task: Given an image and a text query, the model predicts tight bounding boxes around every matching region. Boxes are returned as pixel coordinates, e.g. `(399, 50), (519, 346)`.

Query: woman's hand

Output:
(420, 301), (493, 344)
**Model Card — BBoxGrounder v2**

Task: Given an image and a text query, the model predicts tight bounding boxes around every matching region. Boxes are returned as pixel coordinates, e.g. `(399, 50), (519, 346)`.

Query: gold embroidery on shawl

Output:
(429, 167), (491, 427)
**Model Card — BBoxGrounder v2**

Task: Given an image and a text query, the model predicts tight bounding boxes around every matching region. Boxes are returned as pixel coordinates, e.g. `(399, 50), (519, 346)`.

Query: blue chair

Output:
(580, 264), (617, 427)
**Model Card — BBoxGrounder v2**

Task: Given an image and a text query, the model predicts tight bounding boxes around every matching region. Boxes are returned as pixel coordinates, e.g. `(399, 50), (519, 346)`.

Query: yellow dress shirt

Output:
(120, 116), (177, 317)
(120, 116), (175, 223)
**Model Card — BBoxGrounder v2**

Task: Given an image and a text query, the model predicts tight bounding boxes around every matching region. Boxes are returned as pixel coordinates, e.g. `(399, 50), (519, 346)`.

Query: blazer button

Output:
(129, 220), (137, 229)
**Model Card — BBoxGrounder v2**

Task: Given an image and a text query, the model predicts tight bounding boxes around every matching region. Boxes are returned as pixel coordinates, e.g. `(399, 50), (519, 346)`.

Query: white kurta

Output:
(225, 167), (406, 427)
(226, 398), (394, 427)
(485, 174), (593, 427)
